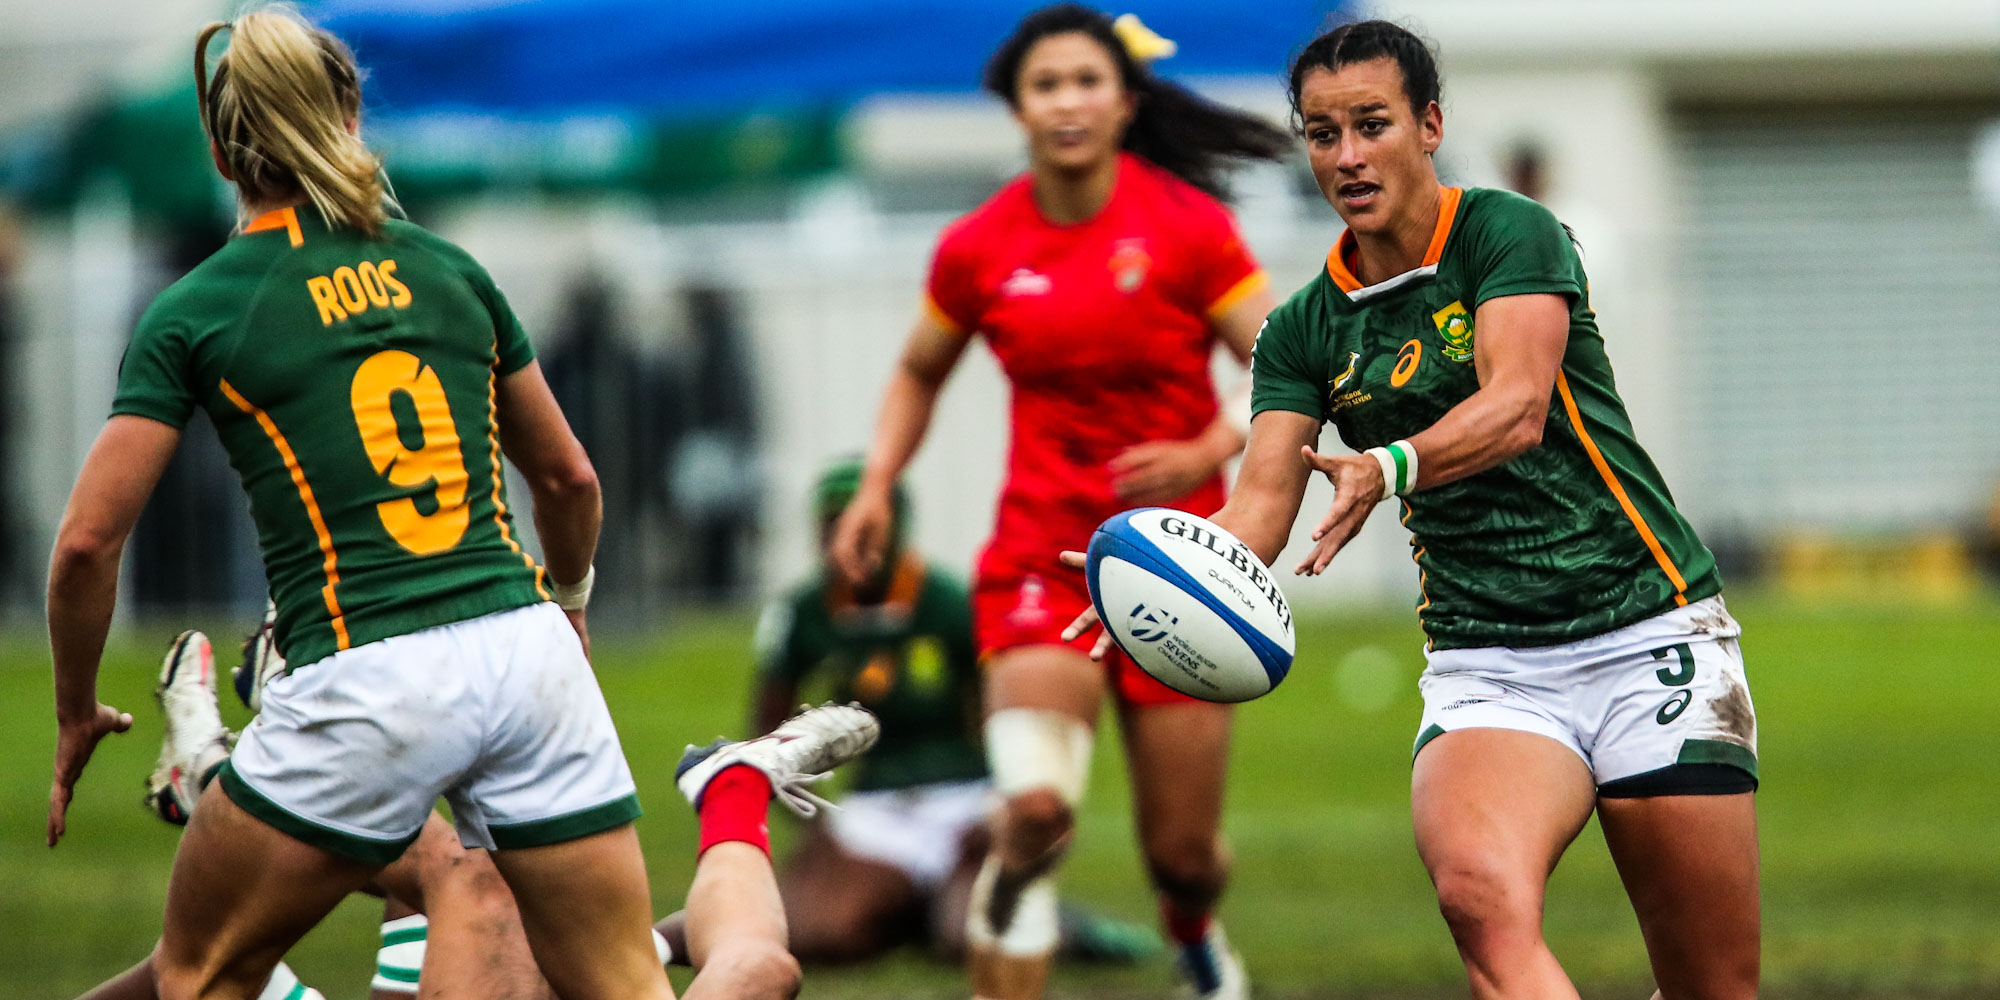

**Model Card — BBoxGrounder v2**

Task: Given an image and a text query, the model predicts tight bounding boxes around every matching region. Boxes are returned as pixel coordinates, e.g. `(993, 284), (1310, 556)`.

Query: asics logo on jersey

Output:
(1001, 268), (1052, 297)
(1127, 604), (1178, 643)
(307, 260), (413, 327)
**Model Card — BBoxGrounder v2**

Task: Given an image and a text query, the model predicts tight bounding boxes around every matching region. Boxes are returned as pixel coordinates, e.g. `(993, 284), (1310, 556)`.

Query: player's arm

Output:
(831, 312), (970, 583)
(47, 415), (179, 844)
(494, 361), (601, 648)
(1294, 293), (1568, 574)
(1107, 285), (1276, 505)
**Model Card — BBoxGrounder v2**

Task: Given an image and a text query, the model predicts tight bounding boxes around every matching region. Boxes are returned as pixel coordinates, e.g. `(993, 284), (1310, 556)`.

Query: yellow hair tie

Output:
(1113, 13), (1178, 64)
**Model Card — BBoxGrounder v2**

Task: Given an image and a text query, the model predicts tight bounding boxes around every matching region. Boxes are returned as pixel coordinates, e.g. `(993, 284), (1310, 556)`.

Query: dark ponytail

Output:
(983, 3), (1289, 202)
(1287, 20), (1442, 134)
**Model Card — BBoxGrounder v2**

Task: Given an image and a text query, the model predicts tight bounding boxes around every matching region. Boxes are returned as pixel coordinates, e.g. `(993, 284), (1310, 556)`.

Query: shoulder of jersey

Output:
(1123, 154), (1222, 214)
(936, 174), (1035, 251)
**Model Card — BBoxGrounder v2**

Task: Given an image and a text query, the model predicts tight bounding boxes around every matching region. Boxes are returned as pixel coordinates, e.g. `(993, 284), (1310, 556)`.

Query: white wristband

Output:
(550, 565), (595, 611)
(1363, 440), (1420, 500)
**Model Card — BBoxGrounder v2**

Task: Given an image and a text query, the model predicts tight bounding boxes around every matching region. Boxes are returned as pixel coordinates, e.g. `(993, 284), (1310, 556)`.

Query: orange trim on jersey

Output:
(826, 553), (925, 616)
(1399, 502), (1433, 615)
(922, 295), (966, 336)
(485, 357), (550, 600)
(1554, 372), (1690, 606)
(243, 207), (303, 248)
(1324, 186), (1464, 294)
(219, 378), (350, 649)
(1205, 270), (1269, 319)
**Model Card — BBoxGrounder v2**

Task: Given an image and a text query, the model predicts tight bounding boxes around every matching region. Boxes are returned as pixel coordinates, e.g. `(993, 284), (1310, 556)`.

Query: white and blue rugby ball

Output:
(1085, 508), (1295, 703)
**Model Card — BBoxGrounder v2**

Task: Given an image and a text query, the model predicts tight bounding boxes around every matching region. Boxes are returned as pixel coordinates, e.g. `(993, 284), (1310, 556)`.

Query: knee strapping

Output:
(965, 854), (1060, 957)
(984, 708), (1093, 804)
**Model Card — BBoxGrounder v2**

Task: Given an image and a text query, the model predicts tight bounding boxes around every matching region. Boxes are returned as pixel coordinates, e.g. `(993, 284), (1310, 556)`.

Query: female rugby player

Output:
(1067, 19), (1758, 1000)
(44, 10), (872, 1000)
(831, 6), (1286, 999)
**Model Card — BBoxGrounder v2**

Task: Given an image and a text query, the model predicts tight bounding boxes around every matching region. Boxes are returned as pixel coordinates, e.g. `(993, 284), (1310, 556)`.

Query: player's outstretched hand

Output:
(1056, 550), (1115, 662)
(829, 487), (895, 586)
(565, 608), (591, 660)
(48, 702), (133, 847)
(1295, 446), (1384, 576)
(1109, 439), (1218, 506)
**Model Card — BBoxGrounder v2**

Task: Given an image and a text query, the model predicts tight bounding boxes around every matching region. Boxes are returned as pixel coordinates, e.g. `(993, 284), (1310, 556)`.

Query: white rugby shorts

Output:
(218, 602), (639, 863)
(1414, 596), (1758, 794)
(826, 779), (990, 888)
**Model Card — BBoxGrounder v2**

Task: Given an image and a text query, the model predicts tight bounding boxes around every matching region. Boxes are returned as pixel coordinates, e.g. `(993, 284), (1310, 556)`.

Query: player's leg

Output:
(367, 813), (553, 1000)
(766, 824), (924, 963)
(1117, 697), (1244, 998)
(969, 644), (1103, 1000)
(483, 825), (675, 1000)
(672, 703), (882, 1000)
(1597, 794), (1759, 1000)
(153, 782), (381, 1000)
(1412, 728), (1597, 1000)
(1586, 616), (1761, 1000)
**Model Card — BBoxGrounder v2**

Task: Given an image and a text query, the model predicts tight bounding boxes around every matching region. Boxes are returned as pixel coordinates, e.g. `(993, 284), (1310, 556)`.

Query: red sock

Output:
(1161, 898), (1212, 947)
(697, 765), (773, 857)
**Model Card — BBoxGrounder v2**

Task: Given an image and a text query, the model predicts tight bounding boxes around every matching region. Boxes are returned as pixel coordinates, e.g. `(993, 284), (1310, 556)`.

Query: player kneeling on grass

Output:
(76, 618), (877, 1000)
(656, 461), (1160, 968)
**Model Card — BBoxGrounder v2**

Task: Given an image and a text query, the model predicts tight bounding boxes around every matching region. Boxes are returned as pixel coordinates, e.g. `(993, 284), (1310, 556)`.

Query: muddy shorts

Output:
(1413, 596), (1758, 796)
(219, 602), (640, 864)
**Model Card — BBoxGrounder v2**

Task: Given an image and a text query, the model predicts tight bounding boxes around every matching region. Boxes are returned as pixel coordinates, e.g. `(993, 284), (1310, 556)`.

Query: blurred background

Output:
(2, 0), (1998, 997)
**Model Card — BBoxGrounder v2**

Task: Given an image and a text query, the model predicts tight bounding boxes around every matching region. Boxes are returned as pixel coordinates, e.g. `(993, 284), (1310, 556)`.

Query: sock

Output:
(653, 928), (674, 966)
(1161, 898), (1212, 948)
(257, 961), (325, 1000)
(697, 765), (773, 857)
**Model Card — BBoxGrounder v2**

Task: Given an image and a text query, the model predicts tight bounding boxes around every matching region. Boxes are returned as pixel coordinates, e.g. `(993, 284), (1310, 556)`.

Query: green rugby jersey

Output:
(1252, 187), (1719, 649)
(114, 206), (549, 666)
(756, 556), (985, 792)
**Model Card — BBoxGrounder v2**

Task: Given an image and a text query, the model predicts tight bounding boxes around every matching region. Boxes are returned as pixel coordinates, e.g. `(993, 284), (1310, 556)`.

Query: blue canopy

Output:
(318, 0), (1352, 119)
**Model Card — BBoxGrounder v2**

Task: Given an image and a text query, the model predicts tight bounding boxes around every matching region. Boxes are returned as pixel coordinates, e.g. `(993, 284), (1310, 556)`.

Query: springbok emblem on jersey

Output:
(1433, 300), (1475, 362)
(1332, 351), (1361, 390)
(1108, 239), (1152, 294)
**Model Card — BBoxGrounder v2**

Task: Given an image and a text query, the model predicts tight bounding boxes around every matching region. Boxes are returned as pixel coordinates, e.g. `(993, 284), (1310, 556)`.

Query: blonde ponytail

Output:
(196, 6), (393, 236)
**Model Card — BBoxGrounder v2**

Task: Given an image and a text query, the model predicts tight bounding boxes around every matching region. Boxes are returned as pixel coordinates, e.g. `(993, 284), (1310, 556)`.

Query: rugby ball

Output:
(1085, 508), (1295, 703)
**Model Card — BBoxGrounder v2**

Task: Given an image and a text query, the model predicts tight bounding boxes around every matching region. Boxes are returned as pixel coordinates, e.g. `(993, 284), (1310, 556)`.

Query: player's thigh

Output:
(1118, 700), (1233, 866)
(983, 643), (1106, 720)
(157, 782), (379, 1000)
(488, 823), (671, 1000)
(1597, 793), (1759, 999)
(1411, 728), (1597, 919)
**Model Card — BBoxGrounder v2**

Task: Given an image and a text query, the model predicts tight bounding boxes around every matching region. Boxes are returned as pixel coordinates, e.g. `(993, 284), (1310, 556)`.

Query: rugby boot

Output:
(676, 703), (879, 818)
(143, 631), (233, 825)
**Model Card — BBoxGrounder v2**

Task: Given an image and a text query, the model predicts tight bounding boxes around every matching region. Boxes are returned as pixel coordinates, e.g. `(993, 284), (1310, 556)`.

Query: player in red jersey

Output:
(830, 6), (1286, 999)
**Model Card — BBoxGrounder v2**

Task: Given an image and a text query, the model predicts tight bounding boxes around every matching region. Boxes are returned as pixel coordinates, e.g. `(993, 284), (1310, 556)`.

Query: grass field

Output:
(6, 592), (2000, 999)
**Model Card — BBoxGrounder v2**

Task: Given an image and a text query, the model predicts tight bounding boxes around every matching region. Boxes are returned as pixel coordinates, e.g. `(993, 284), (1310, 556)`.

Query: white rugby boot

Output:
(1175, 922), (1250, 1000)
(144, 631), (233, 825)
(233, 600), (286, 712)
(676, 703), (879, 818)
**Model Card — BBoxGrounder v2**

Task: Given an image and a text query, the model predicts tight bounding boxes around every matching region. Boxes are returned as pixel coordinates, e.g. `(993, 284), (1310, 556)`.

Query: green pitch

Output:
(5, 594), (1999, 999)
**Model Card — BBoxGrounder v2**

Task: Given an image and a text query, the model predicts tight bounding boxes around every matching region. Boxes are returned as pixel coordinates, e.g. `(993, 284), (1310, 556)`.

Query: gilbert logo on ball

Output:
(1085, 508), (1295, 703)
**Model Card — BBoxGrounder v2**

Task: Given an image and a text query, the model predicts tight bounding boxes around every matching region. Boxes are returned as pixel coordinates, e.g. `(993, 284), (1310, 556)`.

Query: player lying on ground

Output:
(656, 461), (1159, 967)
(76, 626), (878, 1000)
(1064, 20), (1759, 1000)
(832, 6), (1286, 999)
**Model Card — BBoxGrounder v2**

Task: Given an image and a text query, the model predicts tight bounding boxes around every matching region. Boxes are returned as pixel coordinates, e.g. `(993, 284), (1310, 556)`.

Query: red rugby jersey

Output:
(925, 153), (1265, 577)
